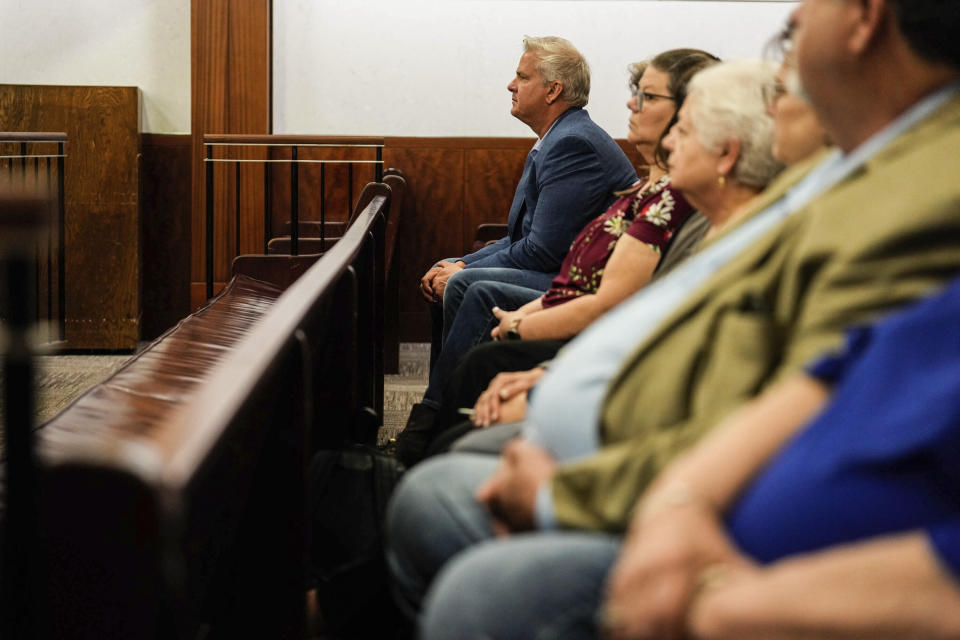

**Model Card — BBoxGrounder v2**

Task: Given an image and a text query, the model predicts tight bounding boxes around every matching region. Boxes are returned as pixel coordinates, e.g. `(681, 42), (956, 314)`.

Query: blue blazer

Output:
(461, 108), (637, 274)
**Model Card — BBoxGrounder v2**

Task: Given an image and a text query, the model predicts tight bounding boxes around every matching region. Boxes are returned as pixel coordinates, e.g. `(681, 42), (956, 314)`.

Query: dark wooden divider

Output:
(202, 134), (404, 373)
(0, 85), (141, 350)
(201, 134), (385, 299)
(0, 132), (67, 345)
(29, 184), (391, 639)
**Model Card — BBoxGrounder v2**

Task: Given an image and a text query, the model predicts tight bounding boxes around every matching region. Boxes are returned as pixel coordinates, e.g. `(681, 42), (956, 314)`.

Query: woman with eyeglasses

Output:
(443, 59), (796, 438)
(392, 49), (718, 466)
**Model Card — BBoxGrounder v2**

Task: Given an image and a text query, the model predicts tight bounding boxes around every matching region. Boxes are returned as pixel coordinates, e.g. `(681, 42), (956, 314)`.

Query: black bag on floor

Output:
(308, 445), (406, 637)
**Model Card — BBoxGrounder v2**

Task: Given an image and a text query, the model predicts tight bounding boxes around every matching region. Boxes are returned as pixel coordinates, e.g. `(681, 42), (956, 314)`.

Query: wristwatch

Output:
(506, 316), (523, 341)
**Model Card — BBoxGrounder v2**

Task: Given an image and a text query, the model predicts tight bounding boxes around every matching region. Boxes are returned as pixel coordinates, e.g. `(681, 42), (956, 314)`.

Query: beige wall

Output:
(273, 0), (798, 137)
(0, 0), (190, 133)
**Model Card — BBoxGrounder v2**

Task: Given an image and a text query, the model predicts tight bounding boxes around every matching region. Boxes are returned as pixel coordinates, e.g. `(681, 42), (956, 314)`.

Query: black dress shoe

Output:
(392, 403), (438, 467)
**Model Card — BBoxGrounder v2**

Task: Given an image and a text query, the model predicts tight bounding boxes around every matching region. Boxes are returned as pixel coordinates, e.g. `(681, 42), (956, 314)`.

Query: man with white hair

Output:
(388, 0), (960, 636)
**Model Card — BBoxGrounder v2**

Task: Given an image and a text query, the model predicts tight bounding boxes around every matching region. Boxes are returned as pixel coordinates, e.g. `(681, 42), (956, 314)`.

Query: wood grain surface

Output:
(0, 84), (141, 350)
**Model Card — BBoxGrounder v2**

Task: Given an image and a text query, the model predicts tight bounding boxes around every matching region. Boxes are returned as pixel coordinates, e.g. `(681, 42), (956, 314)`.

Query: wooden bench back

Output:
(34, 183), (391, 639)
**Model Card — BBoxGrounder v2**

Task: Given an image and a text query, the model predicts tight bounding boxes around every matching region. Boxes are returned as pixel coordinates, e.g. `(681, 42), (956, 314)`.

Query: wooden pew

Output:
(30, 183), (391, 639)
(202, 135), (403, 374)
(266, 170), (407, 374)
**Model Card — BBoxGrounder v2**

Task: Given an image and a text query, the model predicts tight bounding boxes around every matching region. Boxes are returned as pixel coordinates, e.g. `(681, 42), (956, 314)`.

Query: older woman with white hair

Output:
(661, 59), (783, 240)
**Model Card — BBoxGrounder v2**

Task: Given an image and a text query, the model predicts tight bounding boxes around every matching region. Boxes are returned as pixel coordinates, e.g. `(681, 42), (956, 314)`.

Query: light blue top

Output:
(525, 82), (960, 529)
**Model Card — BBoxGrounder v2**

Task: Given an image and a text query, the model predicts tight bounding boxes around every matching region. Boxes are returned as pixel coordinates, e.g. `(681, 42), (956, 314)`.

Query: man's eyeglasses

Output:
(633, 85), (674, 111)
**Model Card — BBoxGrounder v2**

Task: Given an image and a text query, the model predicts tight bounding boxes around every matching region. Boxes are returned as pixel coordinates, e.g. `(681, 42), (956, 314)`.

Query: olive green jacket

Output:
(551, 93), (960, 532)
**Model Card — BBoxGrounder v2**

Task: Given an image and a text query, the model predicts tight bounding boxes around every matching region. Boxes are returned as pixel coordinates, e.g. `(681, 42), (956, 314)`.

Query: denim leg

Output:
(428, 258), (460, 372)
(423, 280), (543, 407)
(385, 453), (500, 617)
(421, 532), (621, 640)
(442, 268), (556, 345)
(429, 301), (443, 371)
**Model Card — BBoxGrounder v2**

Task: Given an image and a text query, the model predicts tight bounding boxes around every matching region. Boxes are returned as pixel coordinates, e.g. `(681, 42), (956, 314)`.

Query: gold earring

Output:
(718, 175), (726, 188)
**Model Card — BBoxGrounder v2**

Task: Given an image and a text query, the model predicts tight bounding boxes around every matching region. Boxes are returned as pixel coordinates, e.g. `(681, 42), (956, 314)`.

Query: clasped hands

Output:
(600, 493), (755, 640)
(474, 441), (757, 637)
(471, 367), (545, 427)
(419, 260), (465, 302)
(475, 438), (556, 536)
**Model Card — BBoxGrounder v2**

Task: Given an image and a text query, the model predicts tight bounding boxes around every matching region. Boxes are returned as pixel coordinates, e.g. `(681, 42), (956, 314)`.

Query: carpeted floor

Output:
(32, 354), (132, 423)
(380, 343), (429, 444)
(0, 354), (132, 431)
(1, 344), (429, 447)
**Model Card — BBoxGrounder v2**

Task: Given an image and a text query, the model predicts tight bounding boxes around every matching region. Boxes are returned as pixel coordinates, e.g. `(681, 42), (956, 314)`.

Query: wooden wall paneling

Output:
(191, 0), (228, 290)
(462, 141), (531, 251)
(208, 149), (231, 284)
(228, 0), (271, 263)
(381, 136), (642, 342)
(382, 141), (465, 341)
(237, 156), (267, 256)
(227, 0), (272, 134)
(266, 145), (290, 239)
(141, 134), (192, 340)
(268, 145), (383, 240)
(617, 140), (645, 173)
(191, 0), (271, 304)
(305, 146), (381, 224)
(184, 128), (643, 336)
(211, 145), (268, 270)
(0, 85), (141, 350)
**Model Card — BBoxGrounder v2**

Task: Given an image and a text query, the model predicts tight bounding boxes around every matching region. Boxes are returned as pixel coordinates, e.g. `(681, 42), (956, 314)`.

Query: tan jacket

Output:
(551, 93), (960, 531)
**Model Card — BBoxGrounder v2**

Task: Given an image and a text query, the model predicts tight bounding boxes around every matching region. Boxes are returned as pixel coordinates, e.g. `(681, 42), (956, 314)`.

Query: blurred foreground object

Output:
(0, 180), (53, 638)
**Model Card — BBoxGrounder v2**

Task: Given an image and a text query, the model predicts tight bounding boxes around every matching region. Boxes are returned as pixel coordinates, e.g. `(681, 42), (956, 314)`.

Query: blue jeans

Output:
(386, 453), (499, 615)
(385, 452), (620, 637)
(422, 533), (620, 639)
(442, 267), (556, 344)
(423, 278), (545, 407)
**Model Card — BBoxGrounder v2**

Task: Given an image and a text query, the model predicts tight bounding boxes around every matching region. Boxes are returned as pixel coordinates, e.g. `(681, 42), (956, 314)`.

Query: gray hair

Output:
(686, 59), (783, 189)
(627, 60), (649, 94)
(523, 36), (590, 108)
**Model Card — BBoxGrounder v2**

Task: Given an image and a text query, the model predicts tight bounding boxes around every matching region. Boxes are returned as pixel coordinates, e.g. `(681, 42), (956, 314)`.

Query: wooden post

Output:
(0, 185), (51, 639)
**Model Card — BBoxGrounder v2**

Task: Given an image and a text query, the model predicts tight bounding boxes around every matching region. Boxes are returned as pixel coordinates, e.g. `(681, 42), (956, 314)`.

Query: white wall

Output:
(0, 0), (191, 134)
(0, 0), (797, 137)
(274, 1), (798, 138)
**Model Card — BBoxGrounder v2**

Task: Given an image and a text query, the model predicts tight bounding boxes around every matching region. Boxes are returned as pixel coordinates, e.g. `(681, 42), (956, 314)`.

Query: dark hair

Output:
(647, 49), (721, 170)
(888, 0), (960, 69)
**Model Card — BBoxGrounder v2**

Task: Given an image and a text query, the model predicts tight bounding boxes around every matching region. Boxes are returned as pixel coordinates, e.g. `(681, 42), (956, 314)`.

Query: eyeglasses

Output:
(633, 85), (674, 111)
(771, 21), (796, 59)
(762, 81), (788, 109)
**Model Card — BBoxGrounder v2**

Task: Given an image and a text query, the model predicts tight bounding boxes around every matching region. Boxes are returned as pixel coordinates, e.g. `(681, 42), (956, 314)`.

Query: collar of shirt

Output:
(531, 109), (566, 153)
(782, 80), (960, 215)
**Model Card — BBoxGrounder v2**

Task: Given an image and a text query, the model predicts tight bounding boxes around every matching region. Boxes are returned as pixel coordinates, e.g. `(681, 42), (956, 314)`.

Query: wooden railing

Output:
(202, 134), (385, 299)
(0, 132), (66, 344)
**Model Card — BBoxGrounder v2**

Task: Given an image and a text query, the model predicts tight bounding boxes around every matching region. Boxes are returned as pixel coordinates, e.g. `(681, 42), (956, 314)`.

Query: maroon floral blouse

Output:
(541, 176), (692, 308)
